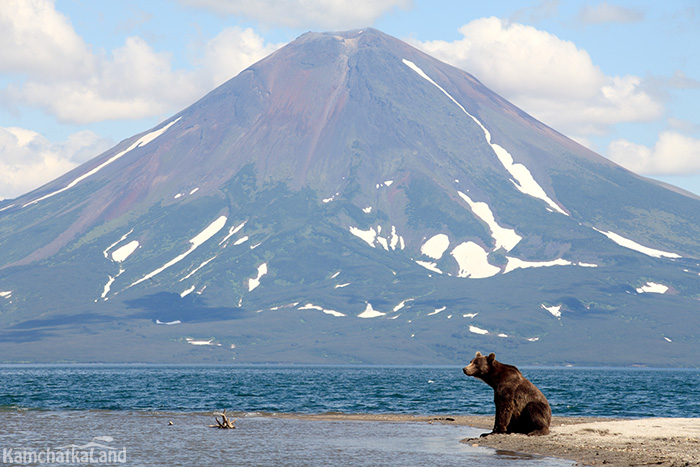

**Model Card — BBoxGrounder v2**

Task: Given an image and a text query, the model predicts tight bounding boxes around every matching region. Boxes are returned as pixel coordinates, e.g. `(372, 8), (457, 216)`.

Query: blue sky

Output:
(1, 0), (698, 199)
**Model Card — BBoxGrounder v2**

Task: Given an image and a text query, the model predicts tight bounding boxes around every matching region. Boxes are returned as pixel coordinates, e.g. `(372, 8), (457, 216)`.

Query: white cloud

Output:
(515, 75), (662, 137)
(1, 3), (281, 124)
(412, 17), (663, 138)
(508, 0), (559, 24)
(0, 127), (112, 199)
(7, 36), (202, 124)
(668, 117), (700, 134)
(664, 70), (700, 89)
(578, 2), (644, 24)
(178, 0), (411, 29)
(606, 131), (700, 175)
(195, 27), (284, 88)
(0, 2), (283, 198)
(417, 18), (602, 100)
(0, 0), (94, 79)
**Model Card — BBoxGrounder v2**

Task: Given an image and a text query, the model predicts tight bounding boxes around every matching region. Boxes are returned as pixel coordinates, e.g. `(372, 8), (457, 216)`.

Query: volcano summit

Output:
(1, 28), (699, 366)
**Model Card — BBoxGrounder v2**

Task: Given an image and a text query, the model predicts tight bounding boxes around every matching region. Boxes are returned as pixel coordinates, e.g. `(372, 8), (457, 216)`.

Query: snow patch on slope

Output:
(103, 229), (134, 258)
(504, 257), (572, 273)
(490, 143), (568, 215)
(156, 320), (181, 325)
(358, 302), (385, 318)
(415, 260), (442, 274)
(451, 241), (500, 278)
(111, 240), (139, 262)
(181, 256), (217, 281)
(350, 226), (377, 247)
(636, 282), (669, 294)
(298, 303), (345, 317)
(248, 263), (268, 291)
(593, 228), (681, 259)
(421, 233), (450, 259)
(220, 221), (247, 246)
(352, 220), (576, 279)
(181, 285), (196, 297)
(234, 236), (249, 246)
(541, 304), (562, 318)
(394, 299), (414, 311)
(349, 225), (405, 251)
(191, 216), (228, 246)
(457, 191), (521, 251)
(130, 215), (227, 287)
(323, 192), (339, 203)
(25, 117), (181, 207)
(99, 268), (124, 300)
(100, 231), (139, 299)
(389, 226), (400, 250)
(402, 59), (566, 216)
(101, 274), (116, 299)
(186, 338), (218, 346)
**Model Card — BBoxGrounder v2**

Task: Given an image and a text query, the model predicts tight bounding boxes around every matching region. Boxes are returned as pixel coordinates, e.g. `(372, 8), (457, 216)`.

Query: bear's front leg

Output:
(482, 399), (513, 436)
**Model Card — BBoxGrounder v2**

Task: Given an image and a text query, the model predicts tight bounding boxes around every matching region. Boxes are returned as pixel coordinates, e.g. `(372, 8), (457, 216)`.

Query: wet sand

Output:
(276, 414), (700, 466)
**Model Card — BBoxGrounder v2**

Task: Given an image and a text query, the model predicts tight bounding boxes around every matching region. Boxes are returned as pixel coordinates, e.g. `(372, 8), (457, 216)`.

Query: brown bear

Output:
(463, 351), (551, 436)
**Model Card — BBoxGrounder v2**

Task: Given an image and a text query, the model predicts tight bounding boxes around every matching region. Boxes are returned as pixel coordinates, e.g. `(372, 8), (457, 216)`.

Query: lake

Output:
(1, 365), (698, 465)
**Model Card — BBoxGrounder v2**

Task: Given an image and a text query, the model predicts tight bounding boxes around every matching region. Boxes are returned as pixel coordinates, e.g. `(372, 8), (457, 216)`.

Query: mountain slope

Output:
(1, 28), (699, 366)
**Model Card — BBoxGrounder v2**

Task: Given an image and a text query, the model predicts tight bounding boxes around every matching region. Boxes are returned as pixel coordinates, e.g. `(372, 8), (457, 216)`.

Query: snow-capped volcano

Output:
(1, 28), (699, 366)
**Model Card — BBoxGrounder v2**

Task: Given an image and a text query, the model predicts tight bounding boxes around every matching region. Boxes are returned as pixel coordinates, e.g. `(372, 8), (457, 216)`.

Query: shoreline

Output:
(3, 409), (699, 465)
(273, 413), (700, 466)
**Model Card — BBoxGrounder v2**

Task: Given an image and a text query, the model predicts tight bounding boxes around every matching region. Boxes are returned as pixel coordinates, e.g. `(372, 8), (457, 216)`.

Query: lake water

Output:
(1, 365), (699, 466)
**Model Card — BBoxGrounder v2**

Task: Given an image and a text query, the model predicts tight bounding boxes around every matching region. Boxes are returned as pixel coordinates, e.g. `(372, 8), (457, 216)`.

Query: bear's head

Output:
(463, 351), (495, 378)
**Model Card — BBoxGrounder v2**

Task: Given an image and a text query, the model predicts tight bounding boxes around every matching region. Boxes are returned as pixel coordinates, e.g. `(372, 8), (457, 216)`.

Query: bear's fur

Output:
(463, 351), (551, 436)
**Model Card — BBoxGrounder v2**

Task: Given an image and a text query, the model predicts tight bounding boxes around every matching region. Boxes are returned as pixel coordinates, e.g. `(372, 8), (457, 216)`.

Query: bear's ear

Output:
(474, 351), (482, 357)
(487, 353), (495, 362)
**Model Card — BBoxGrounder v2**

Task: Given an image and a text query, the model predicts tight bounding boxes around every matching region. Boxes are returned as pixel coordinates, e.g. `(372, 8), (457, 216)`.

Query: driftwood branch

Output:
(210, 409), (236, 429)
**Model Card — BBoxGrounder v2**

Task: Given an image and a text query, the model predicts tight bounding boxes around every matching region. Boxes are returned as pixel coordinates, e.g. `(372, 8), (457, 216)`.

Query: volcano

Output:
(1, 28), (699, 366)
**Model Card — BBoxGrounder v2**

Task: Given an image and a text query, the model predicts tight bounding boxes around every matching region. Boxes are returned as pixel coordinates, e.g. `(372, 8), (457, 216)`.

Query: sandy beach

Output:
(279, 413), (700, 466)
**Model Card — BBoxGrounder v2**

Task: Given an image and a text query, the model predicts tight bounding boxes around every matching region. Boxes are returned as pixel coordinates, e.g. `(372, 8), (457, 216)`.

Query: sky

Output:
(1, 0), (699, 200)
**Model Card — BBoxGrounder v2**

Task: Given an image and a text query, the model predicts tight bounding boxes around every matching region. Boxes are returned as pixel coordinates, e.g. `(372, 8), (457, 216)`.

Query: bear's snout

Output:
(463, 364), (475, 376)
